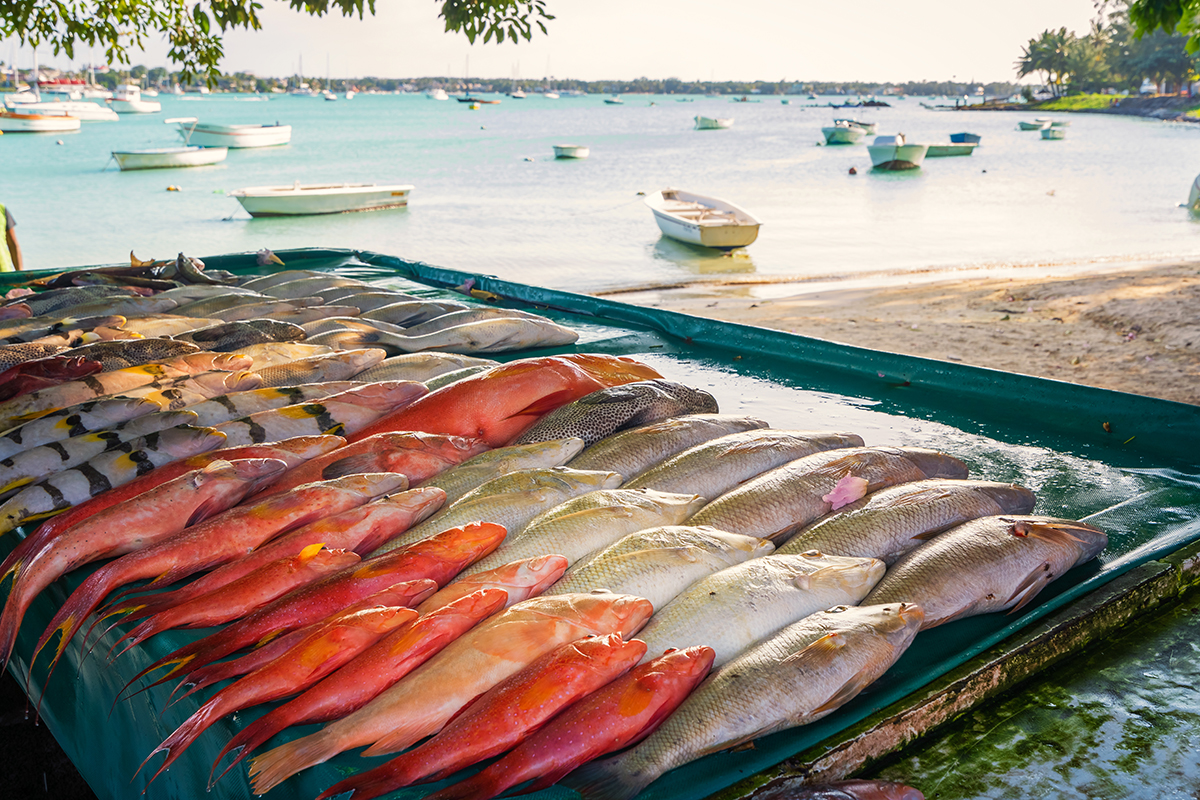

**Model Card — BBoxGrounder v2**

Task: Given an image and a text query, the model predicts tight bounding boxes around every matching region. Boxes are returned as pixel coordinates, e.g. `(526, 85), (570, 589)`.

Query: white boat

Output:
(644, 188), (762, 250)
(552, 144), (589, 159)
(1049, 119), (1070, 128)
(866, 134), (929, 170)
(925, 142), (978, 157)
(345, 90), (356, 100)
(0, 111), (82, 133)
(168, 117), (292, 148)
(426, 88), (449, 100)
(229, 182), (415, 217)
(111, 145), (229, 171)
(543, 92), (560, 99)
(694, 115), (733, 130)
(109, 84), (161, 113)
(508, 88), (526, 99)
(2, 99), (117, 121)
(822, 121), (867, 144)
(605, 96), (624, 105)
(1188, 172), (1200, 213)
(4, 89), (40, 105)
(143, 89), (160, 98)
(1018, 120), (1051, 131)
(323, 90), (338, 101)
(833, 118), (877, 134)
(1041, 127), (1066, 140)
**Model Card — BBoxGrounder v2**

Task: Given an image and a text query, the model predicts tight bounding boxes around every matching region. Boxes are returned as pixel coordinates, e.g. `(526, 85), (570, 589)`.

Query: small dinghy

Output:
(229, 182), (414, 217)
(644, 188), (761, 250)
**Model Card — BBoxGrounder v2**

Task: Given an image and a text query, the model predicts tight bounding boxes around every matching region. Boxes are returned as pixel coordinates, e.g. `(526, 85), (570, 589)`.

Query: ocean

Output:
(3, 92), (1198, 293)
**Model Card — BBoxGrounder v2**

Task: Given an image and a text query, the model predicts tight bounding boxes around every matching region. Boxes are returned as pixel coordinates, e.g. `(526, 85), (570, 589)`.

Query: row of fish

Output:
(0, 263), (1108, 800)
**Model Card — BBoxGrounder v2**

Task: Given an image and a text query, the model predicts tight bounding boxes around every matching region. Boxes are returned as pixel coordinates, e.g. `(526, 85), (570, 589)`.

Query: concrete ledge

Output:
(711, 537), (1200, 800)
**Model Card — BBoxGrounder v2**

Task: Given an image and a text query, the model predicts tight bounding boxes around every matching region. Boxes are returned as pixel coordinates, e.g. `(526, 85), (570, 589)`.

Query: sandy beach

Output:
(603, 259), (1200, 406)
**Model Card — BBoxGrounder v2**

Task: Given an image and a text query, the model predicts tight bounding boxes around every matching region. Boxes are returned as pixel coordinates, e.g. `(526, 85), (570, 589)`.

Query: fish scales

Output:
(184, 382), (360, 427)
(0, 343), (69, 372)
(513, 379), (719, 447)
(253, 349), (386, 386)
(350, 353), (499, 385)
(361, 300), (471, 326)
(229, 342), (335, 367)
(61, 339), (202, 371)
(423, 365), (492, 390)
(269, 305), (362, 326)
(416, 438), (585, 505)
(0, 397), (159, 460)
(401, 306), (552, 336)
(569, 413), (770, 479)
(315, 317), (581, 356)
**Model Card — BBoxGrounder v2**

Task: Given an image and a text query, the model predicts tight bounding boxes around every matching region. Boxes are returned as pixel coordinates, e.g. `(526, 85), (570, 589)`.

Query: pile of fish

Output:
(0, 258), (1110, 800)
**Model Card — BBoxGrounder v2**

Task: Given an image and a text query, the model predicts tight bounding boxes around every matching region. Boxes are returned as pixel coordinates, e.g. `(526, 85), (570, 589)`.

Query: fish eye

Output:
(801, 549), (824, 557)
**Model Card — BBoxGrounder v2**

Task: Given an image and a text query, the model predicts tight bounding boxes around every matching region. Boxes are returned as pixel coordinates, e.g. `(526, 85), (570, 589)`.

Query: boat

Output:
(111, 146), (229, 171)
(543, 92), (560, 99)
(1188, 173), (1200, 213)
(322, 90), (338, 101)
(1050, 119), (1070, 128)
(109, 84), (161, 113)
(694, 115), (733, 130)
(4, 88), (40, 105)
(229, 182), (415, 217)
(821, 121), (867, 144)
(477, 97), (501, 104)
(604, 96), (624, 105)
(168, 117), (292, 148)
(644, 187), (762, 250)
(0, 111), (82, 133)
(866, 134), (929, 170)
(426, 88), (449, 100)
(833, 118), (877, 134)
(1018, 120), (1051, 131)
(1041, 127), (1066, 140)
(552, 144), (589, 159)
(143, 88), (159, 98)
(345, 90), (356, 100)
(949, 132), (982, 144)
(508, 88), (526, 99)
(925, 142), (978, 157)
(1, 99), (117, 121)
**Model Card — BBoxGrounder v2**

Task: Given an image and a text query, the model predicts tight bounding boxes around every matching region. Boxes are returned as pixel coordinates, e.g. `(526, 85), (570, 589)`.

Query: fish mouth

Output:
(897, 602), (925, 627)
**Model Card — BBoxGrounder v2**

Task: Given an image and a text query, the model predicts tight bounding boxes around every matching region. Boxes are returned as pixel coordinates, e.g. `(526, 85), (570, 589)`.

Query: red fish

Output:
(0, 458), (287, 671)
(415, 554), (568, 615)
(136, 605), (417, 789)
(425, 646), (716, 800)
(346, 354), (663, 446)
(253, 432), (490, 499)
(0, 356), (103, 401)
(210, 588), (508, 783)
(318, 634), (648, 800)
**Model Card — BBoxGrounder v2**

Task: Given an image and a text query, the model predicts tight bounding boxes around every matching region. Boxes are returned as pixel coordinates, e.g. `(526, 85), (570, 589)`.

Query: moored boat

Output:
(552, 144), (590, 159)
(109, 84), (161, 114)
(604, 96), (624, 105)
(1041, 127), (1067, 140)
(168, 117), (292, 148)
(3, 100), (117, 121)
(229, 182), (415, 217)
(925, 142), (978, 157)
(867, 134), (929, 170)
(821, 121), (867, 144)
(0, 111), (82, 133)
(949, 131), (982, 144)
(426, 89), (449, 100)
(644, 187), (761, 250)
(1018, 119), (1051, 131)
(111, 146), (229, 171)
(694, 115), (733, 130)
(833, 118), (877, 134)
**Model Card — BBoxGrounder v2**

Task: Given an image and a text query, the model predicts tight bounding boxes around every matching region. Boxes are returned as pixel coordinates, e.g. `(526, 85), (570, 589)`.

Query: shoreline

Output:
(606, 257), (1200, 406)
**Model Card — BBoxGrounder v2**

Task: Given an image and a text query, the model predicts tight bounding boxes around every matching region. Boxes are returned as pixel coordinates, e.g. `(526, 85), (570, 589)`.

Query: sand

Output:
(600, 260), (1200, 406)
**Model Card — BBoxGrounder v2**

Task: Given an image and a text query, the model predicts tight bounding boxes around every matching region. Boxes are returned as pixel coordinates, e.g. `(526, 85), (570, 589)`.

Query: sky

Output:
(4, 0), (1100, 83)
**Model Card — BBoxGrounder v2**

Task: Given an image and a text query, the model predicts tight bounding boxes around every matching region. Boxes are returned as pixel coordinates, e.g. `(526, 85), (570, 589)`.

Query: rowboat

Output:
(229, 182), (414, 217)
(552, 144), (590, 159)
(2, 100), (117, 121)
(111, 146), (229, 171)
(644, 188), (761, 250)
(605, 96), (624, 105)
(833, 118), (877, 134)
(821, 121), (867, 144)
(866, 134), (929, 170)
(109, 85), (161, 114)
(1041, 127), (1067, 140)
(925, 142), (978, 157)
(1050, 119), (1071, 128)
(168, 117), (292, 148)
(694, 115), (733, 130)
(0, 111), (82, 133)
(1018, 120), (1051, 131)
(950, 131), (982, 144)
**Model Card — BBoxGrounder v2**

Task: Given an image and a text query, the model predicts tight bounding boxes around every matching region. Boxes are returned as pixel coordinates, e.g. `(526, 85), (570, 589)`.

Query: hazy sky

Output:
(6, 0), (1099, 82)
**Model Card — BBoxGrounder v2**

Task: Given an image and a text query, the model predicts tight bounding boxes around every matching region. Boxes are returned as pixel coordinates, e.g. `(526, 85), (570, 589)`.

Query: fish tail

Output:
(82, 603), (148, 661)
(105, 618), (156, 662)
(209, 710), (280, 789)
(564, 755), (651, 800)
(248, 729), (341, 795)
(423, 774), (499, 800)
(135, 700), (220, 789)
(316, 757), (409, 800)
(115, 651), (197, 704)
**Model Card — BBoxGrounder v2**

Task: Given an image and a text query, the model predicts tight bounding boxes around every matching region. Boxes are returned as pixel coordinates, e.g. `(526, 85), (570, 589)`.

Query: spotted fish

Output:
(0, 343), (69, 372)
(0, 397), (161, 461)
(173, 319), (306, 351)
(61, 338), (203, 372)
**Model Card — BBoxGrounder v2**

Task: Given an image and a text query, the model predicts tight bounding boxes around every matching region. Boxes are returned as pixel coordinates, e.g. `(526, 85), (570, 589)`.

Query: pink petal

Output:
(822, 475), (870, 510)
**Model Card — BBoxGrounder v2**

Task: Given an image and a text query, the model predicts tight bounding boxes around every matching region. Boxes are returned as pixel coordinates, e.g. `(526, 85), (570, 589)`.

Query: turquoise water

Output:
(3, 93), (1199, 291)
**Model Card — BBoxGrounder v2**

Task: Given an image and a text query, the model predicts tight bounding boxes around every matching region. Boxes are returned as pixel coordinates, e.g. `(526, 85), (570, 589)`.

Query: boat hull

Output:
(4, 101), (117, 121)
(0, 113), (82, 132)
(112, 146), (229, 171)
(645, 188), (762, 250)
(1018, 121), (1050, 131)
(231, 184), (414, 217)
(110, 99), (161, 113)
(822, 125), (866, 144)
(925, 142), (977, 157)
(180, 123), (292, 148)
(1041, 128), (1067, 140)
(949, 132), (982, 144)
(833, 118), (877, 134)
(553, 144), (590, 159)
(867, 143), (929, 169)
(695, 116), (733, 129)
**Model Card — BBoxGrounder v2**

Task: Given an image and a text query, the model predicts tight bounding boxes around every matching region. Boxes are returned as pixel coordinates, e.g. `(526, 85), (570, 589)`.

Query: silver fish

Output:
(240, 270), (333, 291)
(252, 349), (386, 387)
(416, 438), (586, 505)
(778, 479), (1038, 563)
(229, 342), (335, 367)
(360, 300), (470, 326)
(16, 286), (140, 317)
(154, 285), (262, 305)
(173, 293), (275, 318)
(401, 306), (555, 336)
(183, 382), (362, 427)
(261, 275), (372, 299)
(862, 515), (1108, 629)
(115, 315), (225, 338)
(0, 397), (160, 460)
(342, 317), (580, 355)
(311, 291), (419, 311)
(351, 353), (498, 385)
(514, 380), (719, 447)
(423, 365), (492, 390)
(268, 305), (363, 325)
(569, 414), (770, 480)
(204, 300), (309, 323)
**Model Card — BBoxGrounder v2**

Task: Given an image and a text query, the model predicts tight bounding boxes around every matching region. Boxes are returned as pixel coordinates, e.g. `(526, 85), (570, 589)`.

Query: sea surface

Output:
(3, 92), (1199, 293)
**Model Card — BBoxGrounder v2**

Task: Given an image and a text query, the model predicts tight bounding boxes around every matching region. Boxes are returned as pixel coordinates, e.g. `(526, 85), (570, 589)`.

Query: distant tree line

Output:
(1016, 1), (1196, 96)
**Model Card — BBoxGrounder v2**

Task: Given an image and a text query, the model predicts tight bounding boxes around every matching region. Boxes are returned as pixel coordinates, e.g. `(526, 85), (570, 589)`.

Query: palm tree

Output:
(1016, 28), (1074, 96)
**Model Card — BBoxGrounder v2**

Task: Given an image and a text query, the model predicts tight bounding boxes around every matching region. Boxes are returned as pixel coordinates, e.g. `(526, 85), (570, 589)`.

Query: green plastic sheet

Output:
(3, 248), (1199, 800)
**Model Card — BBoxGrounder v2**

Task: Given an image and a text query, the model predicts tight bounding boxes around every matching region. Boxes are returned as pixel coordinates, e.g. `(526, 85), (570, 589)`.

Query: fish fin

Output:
(911, 523), (958, 541)
(362, 717), (440, 757)
(1004, 568), (1051, 613)
(783, 632), (846, 667)
(297, 542), (326, 562)
(821, 475), (870, 511)
(320, 452), (384, 480)
(1010, 519), (1103, 546)
(248, 730), (340, 795)
(509, 389), (575, 420)
(807, 665), (877, 718)
(566, 754), (653, 800)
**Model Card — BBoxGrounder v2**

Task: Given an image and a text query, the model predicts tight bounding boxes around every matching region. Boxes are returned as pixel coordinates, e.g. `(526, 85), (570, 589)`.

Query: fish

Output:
(544, 525), (774, 609)
(0, 458), (286, 671)
(348, 353), (663, 445)
(349, 353), (499, 385)
(260, 275), (372, 299)
(0, 302), (30, 321)
(416, 554), (568, 614)
(513, 379), (719, 447)
(28, 472), (410, 683)
(0, 355), (103, 401)
(313, 291), (419, 312)
(0, 424), (230, 536)
(213, 381), (428, 446)
(687, 446), (970, 543)
(568, 603), (925, 800)
(269, 305), (363, 325)
(318, 633), (648, 800)
(154, 284), (262, 304)
(252, 431), (489, 499)
(457, 488), (706, 579)
(422, 646), (716, 800)
(126, 369), (265, 407)
(417, 438), (585, 505)
(374, 467), (622, 555)
(114, 314), (225, 338)
(137, 605), (418, 789)
(175, 252), (234, 286)
(252, 349), (386, 386)
(304, 329), (391, 351)
(300, 317), (375, 336)
(0, 314), (126, 345)
(748, 779), (925, 800)
(0, 343), (69, 372)
(61, 338), (202, 371)
(313, 287), (417, 304)
(123, 521), (504, 695)
(246, 592), (655, 793)
(320, 317), (582, 355)
(626, 429), (866, 499)
(12, 286), (140, 317)
(423, 365), (493, 390)
(229, 342), (335, 366)
(778, 479), (1038, 563)
(0, 397), (160, 460)
(210, 589), (510, 783)
(361, 299), (471, 326)
(240, 269), (333, 291)
(862, 515), (1108, 629)
(636, 552), (886, 667)
(182, 382), (362, 427)
(569, 413), (771, 480)
(49, 293), (179, 320)
(108, 545), (363, 657)
(173, 319), (307, 351)
(207, 299), (317, 323)
(401, 306), (555, 336)
(172, 293), (277, 318)
(0, 409), (198, 499)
